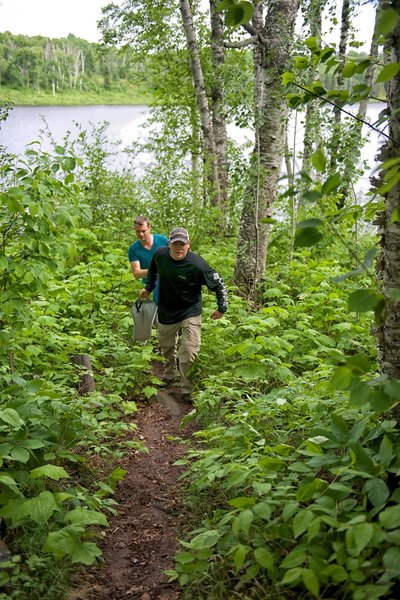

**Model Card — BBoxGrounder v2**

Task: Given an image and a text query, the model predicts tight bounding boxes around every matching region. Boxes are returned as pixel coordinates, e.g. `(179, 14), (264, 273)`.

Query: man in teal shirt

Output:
(128, 215), (168, 305)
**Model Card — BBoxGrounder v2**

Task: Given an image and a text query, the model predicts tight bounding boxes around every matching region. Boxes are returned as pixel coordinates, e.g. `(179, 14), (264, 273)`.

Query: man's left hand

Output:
(211, 310), (224, 320)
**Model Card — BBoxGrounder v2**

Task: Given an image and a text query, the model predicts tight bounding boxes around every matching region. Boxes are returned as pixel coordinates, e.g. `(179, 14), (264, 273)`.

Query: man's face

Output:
(134, 222), (151, 244)
(169, 241), (190, 260)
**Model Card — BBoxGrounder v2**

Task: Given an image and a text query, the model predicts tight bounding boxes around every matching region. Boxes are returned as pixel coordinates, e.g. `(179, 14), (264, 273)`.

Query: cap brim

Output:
(170, 237), (188, 243)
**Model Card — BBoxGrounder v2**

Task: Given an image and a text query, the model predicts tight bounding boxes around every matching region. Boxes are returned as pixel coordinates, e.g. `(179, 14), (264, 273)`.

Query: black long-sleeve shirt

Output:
(145, 247), (228, 325)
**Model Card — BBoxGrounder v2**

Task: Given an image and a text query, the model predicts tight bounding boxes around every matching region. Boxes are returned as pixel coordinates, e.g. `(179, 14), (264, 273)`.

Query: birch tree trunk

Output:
(301, 0), (323, 177)
(210, 0), (229, 213)
(234, 0), (299, 296)
(179, 0), (221, 206)
(334, 0), (351, 124)
(379, 0), (400, 386)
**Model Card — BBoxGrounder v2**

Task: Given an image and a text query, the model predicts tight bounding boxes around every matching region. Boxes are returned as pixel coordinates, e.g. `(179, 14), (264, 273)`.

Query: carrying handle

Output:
(135, 298), (143, 312)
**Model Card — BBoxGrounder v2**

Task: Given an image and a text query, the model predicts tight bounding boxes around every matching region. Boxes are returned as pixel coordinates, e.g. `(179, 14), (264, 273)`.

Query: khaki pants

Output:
(157, 315), (202, 394)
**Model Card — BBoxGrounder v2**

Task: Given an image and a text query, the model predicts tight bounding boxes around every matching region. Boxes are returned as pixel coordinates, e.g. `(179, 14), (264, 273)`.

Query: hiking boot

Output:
(163, 375), (180, 386)
(181, 392), (192, 403)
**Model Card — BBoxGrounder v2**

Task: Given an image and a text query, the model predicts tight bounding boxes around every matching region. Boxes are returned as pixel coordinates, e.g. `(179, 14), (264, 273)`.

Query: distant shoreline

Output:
(0, 87), (152, 106)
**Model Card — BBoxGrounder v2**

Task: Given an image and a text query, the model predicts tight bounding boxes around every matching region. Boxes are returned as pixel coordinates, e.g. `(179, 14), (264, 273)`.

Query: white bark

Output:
(179, 0), (221, 205)
(379, 0), (400, 382)
(234, 0), (300, 294)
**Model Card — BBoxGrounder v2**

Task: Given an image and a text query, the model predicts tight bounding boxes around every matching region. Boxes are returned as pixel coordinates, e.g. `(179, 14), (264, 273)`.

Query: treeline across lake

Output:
(0, 31), (386, 106)
(0, 31), (150, 101)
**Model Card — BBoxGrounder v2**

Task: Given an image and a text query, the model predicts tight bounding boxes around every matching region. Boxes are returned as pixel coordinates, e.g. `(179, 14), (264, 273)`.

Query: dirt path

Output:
(71, 384), (195, 600)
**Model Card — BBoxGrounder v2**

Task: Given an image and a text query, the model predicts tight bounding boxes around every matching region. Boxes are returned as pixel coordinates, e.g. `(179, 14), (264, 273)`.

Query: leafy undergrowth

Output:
(168, 252), (400, 600)
(0, 150), (162, 598)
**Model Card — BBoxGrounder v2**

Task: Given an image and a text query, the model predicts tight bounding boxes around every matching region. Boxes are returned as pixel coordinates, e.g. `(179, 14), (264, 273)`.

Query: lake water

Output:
(0, 102), (387, 195)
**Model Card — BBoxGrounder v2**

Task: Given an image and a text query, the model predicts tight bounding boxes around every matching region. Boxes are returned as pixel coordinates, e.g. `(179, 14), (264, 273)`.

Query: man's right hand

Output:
(139, 288), (150, 299)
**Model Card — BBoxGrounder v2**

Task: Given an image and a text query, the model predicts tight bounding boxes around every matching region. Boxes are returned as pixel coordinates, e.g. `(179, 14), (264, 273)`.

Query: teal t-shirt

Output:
(128, 233), (168, 304)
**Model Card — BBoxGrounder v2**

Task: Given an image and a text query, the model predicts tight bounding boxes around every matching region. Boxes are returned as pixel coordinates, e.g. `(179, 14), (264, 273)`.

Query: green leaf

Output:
(379, 505), (400, 530)
(254, 547), (274, 569)
(30, 464), (70, 480)
(20, 491), (59, 524)
(362, 247), (378, 270)
(0, 473), (23, 496)
(10, 446), (30, 463)
(122, 401), (138, 414)
(346, 354), (371, 375)
(229, 496), (256, 509)
(303, 190), (322, 202)
(331, 413), (349, 440)
(64, 157), (76, 171)
(67, 508), (108, 527)
(236, 509), (254, 534)
(216, 0), (235, 11)
(233, 545), (249, 570)
(376, 8), (399, 36)
(296, 478), (327, 502)
(282, 71), (294, 85)
(281, 567), (303, 583)
(71, 541), (102, 565)
(294, 227), (323, 248)
(378, 435), (393, 468)
(363, 479), (390, 507)
(294, 56), (309, 69)
(280, 547), (307, 569)
(331, 367), (353, 390)
(342, 62), (357, 78)
(225, 1), (254, 27)
(253, 502), (272, 521)
(43, 529), (75, 558)
(190, 530), (220, 550)
(349, 380), (372, 407)
(375, 62), (400, 83)
(282, 500), (299, 521)
(175, 551), (195, 564)
(349, 443), (376, 474)
(293, 509), (314, 538)
(383, 547), (400, 573)
(307, 517), (320, 542)
(302, 568), (320, 597)
(354, 59), (371, 74)
(64, 173), (74, 184)
(311, 148), (326, 173)
(297, 218), (324, 228)
(322, 172), (341, 195)
(345, 522), (374, 556)
(238, 1), (253, 22)
(0, 408), (24, 429)
(348, 289), (383, 312)
(304, 36), (318, 50)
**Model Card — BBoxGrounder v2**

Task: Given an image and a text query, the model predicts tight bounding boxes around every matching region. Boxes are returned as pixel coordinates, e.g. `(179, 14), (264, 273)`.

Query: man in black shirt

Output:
(139, 227), (228, 398)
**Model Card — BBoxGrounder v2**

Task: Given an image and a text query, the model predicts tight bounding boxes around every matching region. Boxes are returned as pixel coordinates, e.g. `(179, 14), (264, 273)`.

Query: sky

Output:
(0, 0), (121, 42)
(0, 0), (376, 47)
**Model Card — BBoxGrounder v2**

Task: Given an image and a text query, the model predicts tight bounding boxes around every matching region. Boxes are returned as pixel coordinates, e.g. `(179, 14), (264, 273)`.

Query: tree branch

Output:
(224, 36), (257, 48)
(293, 81), (399, 147)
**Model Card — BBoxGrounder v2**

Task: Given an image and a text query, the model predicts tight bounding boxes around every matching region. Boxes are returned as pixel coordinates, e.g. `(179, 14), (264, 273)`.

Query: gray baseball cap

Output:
(169, 227), (189, 244)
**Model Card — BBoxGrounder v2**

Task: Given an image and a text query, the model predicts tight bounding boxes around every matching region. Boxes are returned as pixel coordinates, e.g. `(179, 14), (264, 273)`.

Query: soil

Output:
(70, 367), (196, 600)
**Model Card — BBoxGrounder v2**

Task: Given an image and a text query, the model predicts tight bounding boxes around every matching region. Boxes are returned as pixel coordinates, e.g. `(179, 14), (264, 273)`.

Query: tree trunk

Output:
(234, 0), (299, 296)
(72, 354), (96, 395)
(179, 0), (221, 206)
(210, 0), (229, 214)
(379, 0), (400, 385)
(334, 0), (351, 124)
(301, 0), (323, 177)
